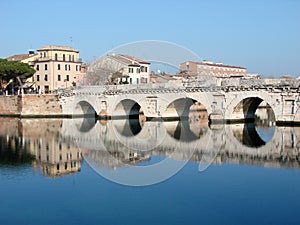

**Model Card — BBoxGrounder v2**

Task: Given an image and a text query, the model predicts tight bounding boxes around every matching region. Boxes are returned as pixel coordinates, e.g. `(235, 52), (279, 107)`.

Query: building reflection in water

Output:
(0, 118), (82, 178)
(0, 104), (300, 178)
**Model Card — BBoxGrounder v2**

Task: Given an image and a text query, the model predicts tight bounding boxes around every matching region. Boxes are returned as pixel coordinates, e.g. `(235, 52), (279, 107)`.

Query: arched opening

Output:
(232, 98), (275, 123)
(163, 98), (208, 122)
(231, 100), (276, 147)
(74, 101), (97, 118)
(113, 99), (145, 137)
(114, 99), (144, 119)
(163, 98), (209, 141)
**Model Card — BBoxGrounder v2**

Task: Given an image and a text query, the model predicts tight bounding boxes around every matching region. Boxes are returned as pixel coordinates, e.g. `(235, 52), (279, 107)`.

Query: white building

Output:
(89, 54), (150, 85)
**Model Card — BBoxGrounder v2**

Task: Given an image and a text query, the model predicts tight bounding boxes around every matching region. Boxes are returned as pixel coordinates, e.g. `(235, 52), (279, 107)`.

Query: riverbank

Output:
(0, 95), (63, 117)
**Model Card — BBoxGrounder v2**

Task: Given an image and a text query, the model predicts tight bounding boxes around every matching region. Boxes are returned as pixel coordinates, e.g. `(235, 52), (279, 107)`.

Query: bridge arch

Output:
(113, 98), (143, 119)
(225, 92), (279, 122)
(161, 96), (209, 121)
(73, 101), (97, 117)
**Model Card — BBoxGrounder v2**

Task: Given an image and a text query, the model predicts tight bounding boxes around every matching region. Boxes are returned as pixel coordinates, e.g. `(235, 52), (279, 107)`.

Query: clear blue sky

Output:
(1, 0), (299, 77)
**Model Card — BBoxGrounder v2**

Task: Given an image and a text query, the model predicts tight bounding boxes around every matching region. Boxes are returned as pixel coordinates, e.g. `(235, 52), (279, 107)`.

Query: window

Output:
(69, 55), (71, 62)
(66, 75), (69, 81)
(45, 64), (48, 70)
(145, 67), (148, 72)
(44, 52), (46, 57)
(57, 64), (61, 70)
(58, 74), (61, 81)
(72, 55), (74, 62)
(45, 85), (49, 93)
(65, 64), (68, 71)
(137, 68), (140, 73)
(32, 76), (34, 82)
(36, 65), (39, 71)
(36, 75), (40, 81)
(128, 68), (133, 73)
(44, 74), (48, 81)
(68, 65), (71, 71)
(40, 53), (42, 58)
(63, 54), (65, 61)
(55, 53), (58, 61)
(76, 65), (78, 71)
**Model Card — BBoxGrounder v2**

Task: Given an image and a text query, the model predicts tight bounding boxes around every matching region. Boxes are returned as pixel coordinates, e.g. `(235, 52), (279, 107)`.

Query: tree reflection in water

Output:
(0, 136), (35, 166)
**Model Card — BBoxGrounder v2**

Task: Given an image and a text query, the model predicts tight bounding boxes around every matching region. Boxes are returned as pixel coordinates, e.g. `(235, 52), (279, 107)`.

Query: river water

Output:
(1, 110), (300, 225)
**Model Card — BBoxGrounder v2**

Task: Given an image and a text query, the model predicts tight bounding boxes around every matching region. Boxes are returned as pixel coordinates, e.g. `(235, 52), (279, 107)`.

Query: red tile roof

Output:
(182, 61), (246, 69)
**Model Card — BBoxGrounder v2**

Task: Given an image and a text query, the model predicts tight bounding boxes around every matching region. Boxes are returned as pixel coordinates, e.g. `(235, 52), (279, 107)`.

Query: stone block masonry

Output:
(0, 96), (20, 116)
(0, 95), (63, 117)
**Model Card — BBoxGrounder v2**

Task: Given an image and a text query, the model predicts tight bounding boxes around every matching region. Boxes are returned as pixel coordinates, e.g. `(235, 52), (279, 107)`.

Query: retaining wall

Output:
(0, 95), (63, 117)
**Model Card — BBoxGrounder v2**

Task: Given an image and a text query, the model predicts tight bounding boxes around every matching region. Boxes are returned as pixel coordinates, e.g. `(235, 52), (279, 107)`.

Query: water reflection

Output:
(0, 118), (82, 178)
(0, 135), (35, 166)
(114, 119), (143, 137)
(231, 105), (276, 147)
(0, 110), (299, 179)
(231, 123), (275, 147)
(74, 116), (97, 132)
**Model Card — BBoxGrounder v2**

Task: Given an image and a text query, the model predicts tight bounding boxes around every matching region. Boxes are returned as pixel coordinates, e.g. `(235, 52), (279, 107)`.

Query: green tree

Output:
(0, 59), (35, 94)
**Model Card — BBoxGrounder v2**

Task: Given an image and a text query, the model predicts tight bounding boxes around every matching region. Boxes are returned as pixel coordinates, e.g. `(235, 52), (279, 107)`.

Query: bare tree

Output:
(84, 56), (126, 85)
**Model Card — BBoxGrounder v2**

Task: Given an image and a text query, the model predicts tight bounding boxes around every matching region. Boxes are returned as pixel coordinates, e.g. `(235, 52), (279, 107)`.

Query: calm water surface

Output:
(0, 113), (300, 225)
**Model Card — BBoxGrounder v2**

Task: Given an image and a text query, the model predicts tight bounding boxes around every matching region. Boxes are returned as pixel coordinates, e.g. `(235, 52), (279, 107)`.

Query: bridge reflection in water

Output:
(0, 107), (299, 178)
(67, 107), (299, 172)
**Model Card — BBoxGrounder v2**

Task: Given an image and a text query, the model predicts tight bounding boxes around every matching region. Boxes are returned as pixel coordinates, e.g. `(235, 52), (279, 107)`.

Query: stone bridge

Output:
(60, 78), (300, 124)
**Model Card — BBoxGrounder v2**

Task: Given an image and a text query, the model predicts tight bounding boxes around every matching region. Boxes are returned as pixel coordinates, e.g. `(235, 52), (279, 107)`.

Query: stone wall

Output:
(0, 95), (63, 117)
(0, 96), (20, 116)
(20, 95), (62, 117)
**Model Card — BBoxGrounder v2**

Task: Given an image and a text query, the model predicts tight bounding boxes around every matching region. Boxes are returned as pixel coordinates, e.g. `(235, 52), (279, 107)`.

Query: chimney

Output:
(28, 49), (35, 55)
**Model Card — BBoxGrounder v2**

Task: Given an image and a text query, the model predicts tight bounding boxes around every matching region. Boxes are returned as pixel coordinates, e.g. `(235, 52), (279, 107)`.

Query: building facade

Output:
(89, 54), (150, 85)
(32, 45), (84, 93)
(179, 61), (246, 78)
(7, 45), (85, 93)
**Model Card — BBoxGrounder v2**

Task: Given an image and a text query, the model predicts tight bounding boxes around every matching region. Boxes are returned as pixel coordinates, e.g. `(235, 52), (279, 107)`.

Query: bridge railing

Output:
(57, 77), (300, 97)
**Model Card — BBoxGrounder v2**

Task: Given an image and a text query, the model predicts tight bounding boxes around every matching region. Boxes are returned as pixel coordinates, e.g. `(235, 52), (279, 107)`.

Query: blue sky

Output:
(1, 0), (299, 77)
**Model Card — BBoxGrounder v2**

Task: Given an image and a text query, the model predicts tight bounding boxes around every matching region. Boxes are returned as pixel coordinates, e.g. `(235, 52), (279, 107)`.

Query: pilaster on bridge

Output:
(60, 78), (300, 124)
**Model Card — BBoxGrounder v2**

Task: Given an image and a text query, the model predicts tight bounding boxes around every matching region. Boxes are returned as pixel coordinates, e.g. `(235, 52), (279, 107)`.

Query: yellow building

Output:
(6, 46), (85, 93)
(33, 45), (83, 93)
